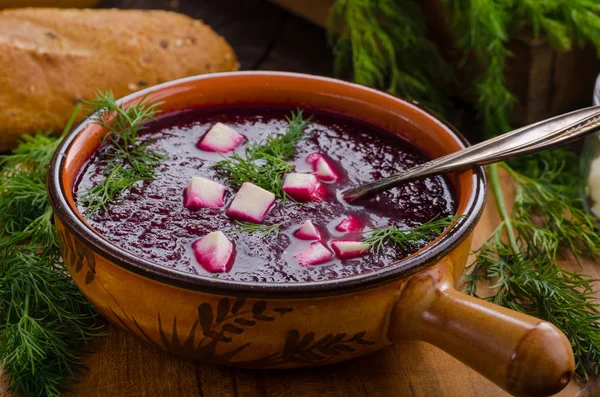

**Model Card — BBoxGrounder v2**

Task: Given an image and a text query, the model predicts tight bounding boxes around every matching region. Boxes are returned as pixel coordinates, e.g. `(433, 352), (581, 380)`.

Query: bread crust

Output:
(0, 8), (239, 150)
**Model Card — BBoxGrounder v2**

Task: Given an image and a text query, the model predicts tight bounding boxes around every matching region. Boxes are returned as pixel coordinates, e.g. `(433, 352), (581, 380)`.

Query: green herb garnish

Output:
(465, 159), (600, 378)
(330, 0), (600, 378)
(234, 221), (283, 239)
(328, 0), (453, 115)
(0, 105), (104, 397)
(79, 91), (167, 216)
(214, 110), (311, 197)
(363, 215), (461, 254)
(330, 0), (600, 137)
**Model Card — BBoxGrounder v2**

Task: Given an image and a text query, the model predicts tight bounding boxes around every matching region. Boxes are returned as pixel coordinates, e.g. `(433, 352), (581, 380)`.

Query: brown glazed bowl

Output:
(48, 72), (574, 397)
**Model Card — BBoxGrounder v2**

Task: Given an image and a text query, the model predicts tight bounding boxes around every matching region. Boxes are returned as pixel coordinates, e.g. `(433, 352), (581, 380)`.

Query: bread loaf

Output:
(0, 8), (238, 150)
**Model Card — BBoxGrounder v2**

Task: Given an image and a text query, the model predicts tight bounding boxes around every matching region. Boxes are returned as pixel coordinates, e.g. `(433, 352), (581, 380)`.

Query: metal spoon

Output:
(342, 106), (600, 202)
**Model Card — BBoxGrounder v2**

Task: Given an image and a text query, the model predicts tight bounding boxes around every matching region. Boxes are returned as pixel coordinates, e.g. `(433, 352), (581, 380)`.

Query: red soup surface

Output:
(74, 106), (456, 282)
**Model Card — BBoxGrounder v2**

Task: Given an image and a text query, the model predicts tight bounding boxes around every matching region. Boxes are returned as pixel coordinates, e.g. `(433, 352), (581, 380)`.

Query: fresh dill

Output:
(216, 152), (293, 198)
(363, 215), (461, 254)
(78, 91), (167, 216)
(0, 105), (104, 397)
(328, 0), (454, 116)
(214, 110), (311, 198)
(465, 156), (600, 378)
(330, 0), (600, 136)
(330, 0), (600, 379)
(234, 221), (283, 239)
(443, 0), (515, 137)
(444, 0), (600, 137)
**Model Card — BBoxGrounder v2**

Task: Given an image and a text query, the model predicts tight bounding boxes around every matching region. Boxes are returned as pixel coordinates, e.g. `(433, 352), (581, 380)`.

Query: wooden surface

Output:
(0, 1), (598, 396)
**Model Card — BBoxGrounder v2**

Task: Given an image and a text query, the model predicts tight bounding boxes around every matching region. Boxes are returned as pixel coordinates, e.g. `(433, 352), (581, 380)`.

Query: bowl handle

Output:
(388, 259), (574, 396)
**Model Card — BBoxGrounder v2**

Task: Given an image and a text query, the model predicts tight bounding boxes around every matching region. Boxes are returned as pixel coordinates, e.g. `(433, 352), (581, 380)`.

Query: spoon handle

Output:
(343, 106), (600, 202)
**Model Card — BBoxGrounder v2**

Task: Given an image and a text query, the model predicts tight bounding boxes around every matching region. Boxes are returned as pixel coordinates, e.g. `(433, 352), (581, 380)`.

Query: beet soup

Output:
(74, 107), (456, 283)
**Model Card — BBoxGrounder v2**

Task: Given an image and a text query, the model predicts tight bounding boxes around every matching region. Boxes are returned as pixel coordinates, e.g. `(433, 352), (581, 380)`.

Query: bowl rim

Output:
(48, 71), (487, 298)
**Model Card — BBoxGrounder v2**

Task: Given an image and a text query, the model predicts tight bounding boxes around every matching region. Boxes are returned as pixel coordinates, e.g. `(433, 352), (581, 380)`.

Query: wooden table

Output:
(1, 1), (598, 395)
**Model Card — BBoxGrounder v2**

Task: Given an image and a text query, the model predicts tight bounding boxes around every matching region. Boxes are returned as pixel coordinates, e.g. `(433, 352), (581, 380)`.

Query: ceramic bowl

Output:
(48, 72), (574, 396)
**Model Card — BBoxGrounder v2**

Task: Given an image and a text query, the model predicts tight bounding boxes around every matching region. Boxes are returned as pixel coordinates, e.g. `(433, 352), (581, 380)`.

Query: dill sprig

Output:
(78, 91), (167, 216)
(331, 1), (600, 136)
(329, 0), (453, 115)
(330, 2), (600, 379)
(214, 110), (311, 198)
(215, 152), (293, 198)
(233, 221), (283, 239)
(444, 0), (600, 137)
(443, 0), (515, 137)
(0, 105), (104, 397)
(363, 215), (461, 254)
(465, 155), (600, 378)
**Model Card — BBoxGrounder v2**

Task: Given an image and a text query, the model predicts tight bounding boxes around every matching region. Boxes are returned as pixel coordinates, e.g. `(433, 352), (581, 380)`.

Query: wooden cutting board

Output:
(1, 172), (597, 397)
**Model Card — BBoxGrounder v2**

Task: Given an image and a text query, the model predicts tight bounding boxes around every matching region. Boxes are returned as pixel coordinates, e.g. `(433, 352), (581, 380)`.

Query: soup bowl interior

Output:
(51, 71), (485, 296)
